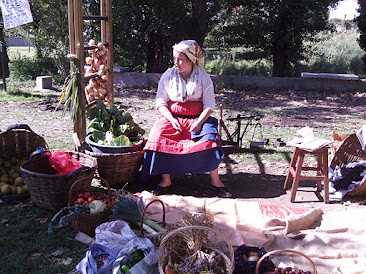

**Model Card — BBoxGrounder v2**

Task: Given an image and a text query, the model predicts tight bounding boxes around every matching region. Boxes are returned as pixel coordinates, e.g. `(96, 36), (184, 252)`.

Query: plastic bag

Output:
(95, 220), (138, 253)
(48, 150), (82, 175)
(112, 237), (159, 274)
(75, 243), (119, 274)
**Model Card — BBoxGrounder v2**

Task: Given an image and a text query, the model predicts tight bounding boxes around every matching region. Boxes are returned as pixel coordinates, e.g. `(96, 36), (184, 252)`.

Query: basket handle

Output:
(139, 199), (166, 236)
(255, 249), (317, 274)
(158, 225), (234, 274)
(4, 124), (32, 133)
(68, 175), (112, 207)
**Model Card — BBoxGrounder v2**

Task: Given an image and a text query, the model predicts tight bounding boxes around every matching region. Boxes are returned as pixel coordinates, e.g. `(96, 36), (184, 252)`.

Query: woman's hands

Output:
(169, 117), (182, 131)
(189, 120), (202, 133)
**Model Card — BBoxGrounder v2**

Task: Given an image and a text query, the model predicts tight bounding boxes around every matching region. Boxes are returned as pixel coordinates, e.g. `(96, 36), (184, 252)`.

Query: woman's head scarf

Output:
(173, 40), (204, 68)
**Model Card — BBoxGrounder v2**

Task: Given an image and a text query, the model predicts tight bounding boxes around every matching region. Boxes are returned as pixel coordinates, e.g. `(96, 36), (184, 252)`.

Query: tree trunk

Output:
(272, 35), (290, 77)
(146, 33), (164, 73)
(190, 0), (207, 47)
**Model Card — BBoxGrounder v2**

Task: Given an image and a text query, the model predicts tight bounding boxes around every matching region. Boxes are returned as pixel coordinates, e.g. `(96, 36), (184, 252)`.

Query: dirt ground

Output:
(2, 86), (366, 213)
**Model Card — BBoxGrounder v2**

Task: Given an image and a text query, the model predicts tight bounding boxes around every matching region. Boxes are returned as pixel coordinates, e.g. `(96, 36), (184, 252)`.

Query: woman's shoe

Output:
(211, 186), (232, 198)
(151, 185), (170, 196)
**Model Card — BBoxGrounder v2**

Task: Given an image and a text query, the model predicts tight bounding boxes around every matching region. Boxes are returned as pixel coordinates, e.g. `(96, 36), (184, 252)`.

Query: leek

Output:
(110, 195), (164, 233)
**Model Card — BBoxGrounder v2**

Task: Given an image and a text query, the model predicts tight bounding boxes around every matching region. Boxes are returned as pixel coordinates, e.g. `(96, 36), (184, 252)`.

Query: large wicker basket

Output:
(84, 148), (144, 187)
(0, 125), (48, 201)
(69, 176), (112, 237)
(0, 124), (48, 159)
(20, 151), (97, 211)
(330, 133), (366, 196)
(74, 133), (145, 187)
(158, 225), (234, 274)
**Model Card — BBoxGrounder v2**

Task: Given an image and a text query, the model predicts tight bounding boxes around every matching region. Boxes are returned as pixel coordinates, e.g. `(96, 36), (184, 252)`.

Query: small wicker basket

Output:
(68, 176), (112, 237)
(330, 133), (366, 196)
(158, 225), (234, 274)
(255, 249), (317, 274)
(20, 151), (97, 211)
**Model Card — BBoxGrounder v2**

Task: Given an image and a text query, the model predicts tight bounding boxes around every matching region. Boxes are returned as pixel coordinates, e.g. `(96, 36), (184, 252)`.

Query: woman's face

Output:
(173, 50), (193, 76)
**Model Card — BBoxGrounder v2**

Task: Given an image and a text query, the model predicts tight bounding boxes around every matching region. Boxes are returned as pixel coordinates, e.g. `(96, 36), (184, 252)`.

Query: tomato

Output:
(76, 198), (85, 205)
(84, 192), (91, 199)
(91, 194), (97, 199)
(78, 193), (84, 198)
(87, 197), (94, 203)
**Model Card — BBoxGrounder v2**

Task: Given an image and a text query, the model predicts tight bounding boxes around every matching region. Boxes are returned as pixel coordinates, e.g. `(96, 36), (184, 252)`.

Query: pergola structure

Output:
(67, 0), (113, 143)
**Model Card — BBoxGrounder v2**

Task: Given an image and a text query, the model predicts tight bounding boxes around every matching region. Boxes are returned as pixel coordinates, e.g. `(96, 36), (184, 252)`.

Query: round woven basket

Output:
(255, 249), (317, 274)
(0, 125), (48, 201)
(158, 225), (234, 274)
(20, 151), (97, 211)
(69, 176), (112, 237)
(0, 124), (48, 159)
(84, 149), (144, 187)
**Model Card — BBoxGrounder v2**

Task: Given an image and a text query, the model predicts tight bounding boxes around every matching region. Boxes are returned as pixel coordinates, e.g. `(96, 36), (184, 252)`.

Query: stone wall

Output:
(113, 69), (366, 92)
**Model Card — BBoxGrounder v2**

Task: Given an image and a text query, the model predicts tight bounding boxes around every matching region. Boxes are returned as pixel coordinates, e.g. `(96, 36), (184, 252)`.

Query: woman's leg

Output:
(210, 168), (232, 197)
(159, 174), (172, 187)
(151, 174), (172, 195)
(209, 168), (225, 187)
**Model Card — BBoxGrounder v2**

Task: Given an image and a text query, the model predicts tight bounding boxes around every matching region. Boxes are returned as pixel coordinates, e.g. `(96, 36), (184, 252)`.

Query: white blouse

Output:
(155, 65), (215, 111)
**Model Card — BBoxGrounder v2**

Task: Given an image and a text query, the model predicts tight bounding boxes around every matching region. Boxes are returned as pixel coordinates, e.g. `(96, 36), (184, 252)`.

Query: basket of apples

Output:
(68, 175), (113, 237)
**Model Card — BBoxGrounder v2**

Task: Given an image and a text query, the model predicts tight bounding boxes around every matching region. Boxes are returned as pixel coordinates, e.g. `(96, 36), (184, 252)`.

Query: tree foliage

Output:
(207, 0), (337, 77)
(356, 0), (366, 70)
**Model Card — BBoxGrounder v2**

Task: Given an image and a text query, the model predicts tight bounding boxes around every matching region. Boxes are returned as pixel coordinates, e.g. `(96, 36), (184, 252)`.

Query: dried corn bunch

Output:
(84, 39), (112, 106)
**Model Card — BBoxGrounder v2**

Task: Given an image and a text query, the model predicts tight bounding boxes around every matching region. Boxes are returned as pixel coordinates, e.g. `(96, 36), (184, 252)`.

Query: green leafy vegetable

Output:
(86, 99), (145, 146)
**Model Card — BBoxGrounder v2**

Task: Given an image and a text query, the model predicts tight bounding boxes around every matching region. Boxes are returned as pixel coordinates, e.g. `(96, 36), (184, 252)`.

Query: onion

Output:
(98, 69), (105, 77)
(89, 78), (97, 87)
(85, 57), (93, 65)
(85, 67), (95, 76)
(101, 54), (108, 62)
(101, 74), (108, 81)
(99, 93), (105, 99)
(85, 85), (94, 94)
(92, 52), (100, 59)
(97, 42), (104, 49)
(100, 81), (108, 89)
(96, 78), (103, 85)
(93, 58), (102, 67)
(99, 87), (108, 95)
(88, 94), (95, 102)
(88, 39), (96, 46)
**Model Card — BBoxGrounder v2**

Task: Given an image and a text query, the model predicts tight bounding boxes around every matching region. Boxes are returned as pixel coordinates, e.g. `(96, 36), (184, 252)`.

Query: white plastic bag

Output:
(112, 237), (159, 274)
(94, 220), (137, 253)
(75, 243), (119, 274)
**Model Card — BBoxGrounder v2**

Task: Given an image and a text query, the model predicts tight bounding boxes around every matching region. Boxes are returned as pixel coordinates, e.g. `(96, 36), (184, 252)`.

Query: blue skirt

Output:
(141, 147), (222, 175)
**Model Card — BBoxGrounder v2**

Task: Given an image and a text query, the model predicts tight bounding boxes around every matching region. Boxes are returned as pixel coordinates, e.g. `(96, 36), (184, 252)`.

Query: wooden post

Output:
(101, 0), (114, 103)
(68, 0), (86, 144)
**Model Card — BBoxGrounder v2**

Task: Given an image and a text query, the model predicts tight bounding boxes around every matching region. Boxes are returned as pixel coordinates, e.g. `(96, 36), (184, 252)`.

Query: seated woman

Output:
(141, 40), (232, 198)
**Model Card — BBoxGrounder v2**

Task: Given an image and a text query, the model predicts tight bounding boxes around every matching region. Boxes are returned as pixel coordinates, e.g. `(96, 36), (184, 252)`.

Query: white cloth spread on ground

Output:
(139, 191), (366, 274)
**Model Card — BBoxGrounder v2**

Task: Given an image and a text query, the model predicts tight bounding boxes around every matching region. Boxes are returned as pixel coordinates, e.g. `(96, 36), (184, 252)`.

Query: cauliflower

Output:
(89, 200), (106, 214)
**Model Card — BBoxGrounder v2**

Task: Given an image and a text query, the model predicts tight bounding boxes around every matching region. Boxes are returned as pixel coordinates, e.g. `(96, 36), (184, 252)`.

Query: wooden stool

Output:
(284, 146), (329, 203)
